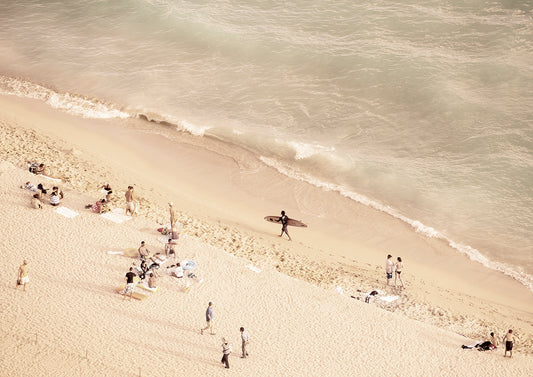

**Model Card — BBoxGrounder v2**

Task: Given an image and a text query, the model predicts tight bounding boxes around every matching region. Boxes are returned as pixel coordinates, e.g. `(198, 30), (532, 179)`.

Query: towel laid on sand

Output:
(54, 207), (79, 218)
(246, 264), (262, 273)
(100, 208), (131, 224)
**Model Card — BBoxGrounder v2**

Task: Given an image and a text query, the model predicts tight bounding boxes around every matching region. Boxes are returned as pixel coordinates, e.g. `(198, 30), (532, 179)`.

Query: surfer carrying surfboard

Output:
(278, 210), (292, 241)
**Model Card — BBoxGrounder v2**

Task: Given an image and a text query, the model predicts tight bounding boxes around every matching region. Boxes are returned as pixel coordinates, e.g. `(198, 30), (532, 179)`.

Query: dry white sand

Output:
(0, 94), (532, 376)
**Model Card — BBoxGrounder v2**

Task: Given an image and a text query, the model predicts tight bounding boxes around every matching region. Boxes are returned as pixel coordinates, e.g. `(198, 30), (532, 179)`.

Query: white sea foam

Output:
(259, 156), (533, 292)
(285, 140), (335, 160)
(177, 120), (210, 137)
(0, 76), (130, 119)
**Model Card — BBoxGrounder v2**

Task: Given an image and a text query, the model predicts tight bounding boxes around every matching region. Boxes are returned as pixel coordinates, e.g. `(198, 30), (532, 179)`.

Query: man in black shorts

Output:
(278, 210), (292, 241)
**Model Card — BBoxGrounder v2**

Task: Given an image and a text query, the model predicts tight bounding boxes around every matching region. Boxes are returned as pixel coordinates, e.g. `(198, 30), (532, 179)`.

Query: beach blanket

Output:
(136, 283), (159, 293)
(158, 235), (171, 244)
(107, 251), (124, 255)
(379, 295), (399, 303)
(115, 285), (149, 300)
(245, 264), (262, 273)
(54, 207), (79, 218)
(39, 174), (61, 182)
(100, 208), (131, 224)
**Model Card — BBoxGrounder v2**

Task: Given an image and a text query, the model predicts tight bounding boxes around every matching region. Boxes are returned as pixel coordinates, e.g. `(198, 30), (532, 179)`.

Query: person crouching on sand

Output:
(16, 260), (29, 291)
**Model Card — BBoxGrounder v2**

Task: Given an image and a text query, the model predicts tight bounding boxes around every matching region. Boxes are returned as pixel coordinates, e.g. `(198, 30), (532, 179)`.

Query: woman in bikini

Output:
(394, 257), (404, 288)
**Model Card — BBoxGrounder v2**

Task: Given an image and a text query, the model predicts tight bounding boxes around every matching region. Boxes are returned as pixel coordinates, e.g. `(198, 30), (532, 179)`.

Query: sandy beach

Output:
(1, 93), (532, 376)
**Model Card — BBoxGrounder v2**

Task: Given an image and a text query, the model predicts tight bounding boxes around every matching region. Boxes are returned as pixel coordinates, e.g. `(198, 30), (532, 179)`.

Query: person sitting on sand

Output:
(52, 186), (64, 199)
(35, 163), (45, 175)
(148, 273), (157, 288)
(170, 262), (184, 278)
(140, 260), (153, 280)
(88, 199), (109, 214)
(490, 332), (499, 349)
(165, 238), (176, 259)
(50, 191), (60, 206)
(138, 241), (150, 261)
(31, 193), (43, 209)
(101, 183), (113, 202)
(37, 183), (48, 195)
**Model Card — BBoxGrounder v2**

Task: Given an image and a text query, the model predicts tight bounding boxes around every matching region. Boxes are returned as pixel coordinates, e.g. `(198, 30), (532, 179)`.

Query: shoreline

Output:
(1, 93), (532, 350)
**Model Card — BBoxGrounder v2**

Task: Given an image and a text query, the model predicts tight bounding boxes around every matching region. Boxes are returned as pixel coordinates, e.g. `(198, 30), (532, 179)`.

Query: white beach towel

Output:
(245, 264), (262, 273)
(39, 174), (62, 182)
(158, 235), (171, 244)
(335, 286), (344, 295)
(100, 208), (131, 224)
(379, 295), (399, 303)
(54, 207), (79, 218)
(107, 251), (124, 255)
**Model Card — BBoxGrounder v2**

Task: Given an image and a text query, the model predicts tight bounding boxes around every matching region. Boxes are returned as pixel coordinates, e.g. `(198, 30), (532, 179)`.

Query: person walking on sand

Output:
(277, 210), (291, 241)
(503, 329), (516, 357)
(240, 327), (250, 358)
(394, 256), (404, 288)
(125, 186), (136, 216)
(123, 267), (136, 301)
(386, 254), (394, 286)
(16, 260), (29, 291)
(221, 337), (232, 369)
(201, 302), (215, 335)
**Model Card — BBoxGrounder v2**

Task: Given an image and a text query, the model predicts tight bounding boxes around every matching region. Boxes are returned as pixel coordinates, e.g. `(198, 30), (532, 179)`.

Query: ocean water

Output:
(1, 1), (532, 290)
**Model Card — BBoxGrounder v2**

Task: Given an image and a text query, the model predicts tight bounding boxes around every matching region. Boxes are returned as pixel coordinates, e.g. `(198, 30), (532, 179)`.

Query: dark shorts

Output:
(396, 271), (401, 275)
(506, 341), (513, 351)
(387, 273), (393, 279)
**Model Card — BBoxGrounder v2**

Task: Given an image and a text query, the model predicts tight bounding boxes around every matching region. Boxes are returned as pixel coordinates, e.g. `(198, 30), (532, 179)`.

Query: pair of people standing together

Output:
(386, 254), (404, 288)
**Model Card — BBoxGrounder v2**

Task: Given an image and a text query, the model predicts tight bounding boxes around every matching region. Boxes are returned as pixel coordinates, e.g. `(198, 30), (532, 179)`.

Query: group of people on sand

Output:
(385, 254), (404, 288)
(83, 184), (137, 215)
(22, 181), (64, 209)
(200, 302), (251, 369)
(462, 330), (518, 357)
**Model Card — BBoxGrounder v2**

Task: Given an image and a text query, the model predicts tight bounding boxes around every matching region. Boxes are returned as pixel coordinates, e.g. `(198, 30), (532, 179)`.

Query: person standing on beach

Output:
(169, 202), (176, 227)
(386, 254), (394, 286)
(220, 337), (232, 369)
(123, 267), (136, 301)
(16, 260), (29, 291)
(201, 301), (215, 335)
(394, 257), (404, 288)
(240, 327), (250, 358)
(490, 332), (499, 349)
(503, 329), (516, 357)
(125, 186), (136, 215)
(277, 210), (291, 241)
